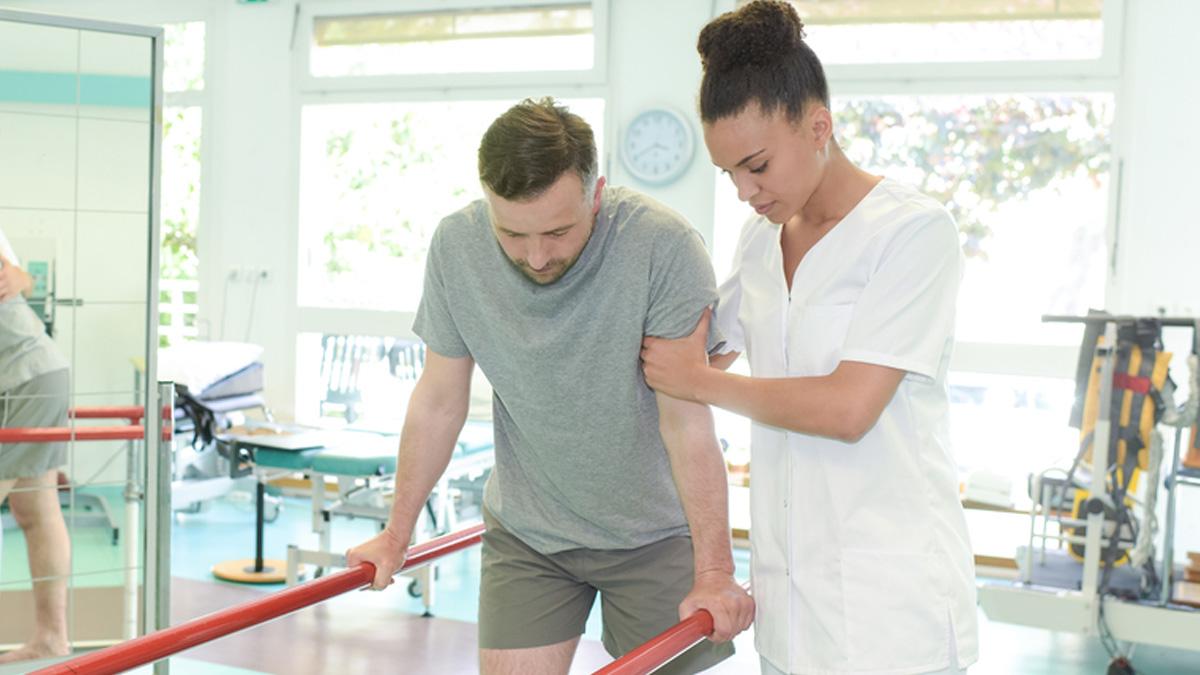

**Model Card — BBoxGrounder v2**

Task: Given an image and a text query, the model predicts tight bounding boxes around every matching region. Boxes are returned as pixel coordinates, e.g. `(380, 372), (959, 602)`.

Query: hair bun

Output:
(698, 0), (806, 72)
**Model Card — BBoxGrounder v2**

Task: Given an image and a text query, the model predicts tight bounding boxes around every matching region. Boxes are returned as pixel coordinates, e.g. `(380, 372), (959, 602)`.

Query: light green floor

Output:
(970, 610), (1199, 674)
(4, 486), (1200, 673)
(1, 485), (130, 590)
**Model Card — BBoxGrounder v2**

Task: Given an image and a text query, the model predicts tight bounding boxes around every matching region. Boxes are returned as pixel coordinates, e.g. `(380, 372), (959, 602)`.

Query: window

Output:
(297, 98), (605, 312)
(715, 93), (1114, 347)
(163, 20), (205, 91)
(796, 0), (1105, 64)
(295, 333), (424, 427)
(947, 372), (1079, 482)
(310, 4), (595, 77)
(292, 2), (609, 419)
(160, 21), (205, 346)
(840, 94), (1113, 346)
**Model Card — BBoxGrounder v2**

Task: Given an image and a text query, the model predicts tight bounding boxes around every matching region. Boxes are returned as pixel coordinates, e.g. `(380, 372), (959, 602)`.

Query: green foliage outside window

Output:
(319, 113), (442, 275)
(837, 96), (1111, 259)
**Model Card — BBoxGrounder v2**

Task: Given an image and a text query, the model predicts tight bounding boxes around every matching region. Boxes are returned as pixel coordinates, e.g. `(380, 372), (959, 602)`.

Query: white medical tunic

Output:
(716, 179), (978, 674)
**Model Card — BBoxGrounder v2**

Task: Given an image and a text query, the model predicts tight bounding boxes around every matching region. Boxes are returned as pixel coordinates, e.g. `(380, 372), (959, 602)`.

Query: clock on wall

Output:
(620, 107), (696, 186)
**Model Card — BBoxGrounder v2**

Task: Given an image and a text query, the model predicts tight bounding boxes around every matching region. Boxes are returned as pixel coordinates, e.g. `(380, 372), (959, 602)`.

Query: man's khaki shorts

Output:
(478, 509), (734, 674)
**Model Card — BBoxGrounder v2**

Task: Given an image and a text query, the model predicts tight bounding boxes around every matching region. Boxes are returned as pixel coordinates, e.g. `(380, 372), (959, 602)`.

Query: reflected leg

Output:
(0, 469), (70, 663)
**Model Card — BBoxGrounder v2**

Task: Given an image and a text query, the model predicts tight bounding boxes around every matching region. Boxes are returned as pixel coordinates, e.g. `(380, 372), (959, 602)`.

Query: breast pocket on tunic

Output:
(787, 303), (854, 376)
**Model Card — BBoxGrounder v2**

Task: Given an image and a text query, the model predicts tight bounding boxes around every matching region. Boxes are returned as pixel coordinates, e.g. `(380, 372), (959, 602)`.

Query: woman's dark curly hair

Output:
(697, 0), (829, 124)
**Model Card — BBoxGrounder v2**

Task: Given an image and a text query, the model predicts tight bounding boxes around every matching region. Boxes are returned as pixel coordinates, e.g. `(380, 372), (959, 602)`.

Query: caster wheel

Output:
(1107, 657), (1136, 675)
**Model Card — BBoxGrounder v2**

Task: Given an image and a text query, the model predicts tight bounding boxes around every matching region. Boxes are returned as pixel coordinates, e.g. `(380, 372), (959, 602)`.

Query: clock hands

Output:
(633, 142), (670, 160)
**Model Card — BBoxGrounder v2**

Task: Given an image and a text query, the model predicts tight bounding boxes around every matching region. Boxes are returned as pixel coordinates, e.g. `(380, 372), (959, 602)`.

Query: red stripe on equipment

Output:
(1112, 372), (1151, 394)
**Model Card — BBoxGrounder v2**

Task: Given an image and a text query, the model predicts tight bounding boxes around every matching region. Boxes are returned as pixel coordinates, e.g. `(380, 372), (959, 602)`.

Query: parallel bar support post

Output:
(1161, 426), (1183, 605)
(145, 382), (174, 675)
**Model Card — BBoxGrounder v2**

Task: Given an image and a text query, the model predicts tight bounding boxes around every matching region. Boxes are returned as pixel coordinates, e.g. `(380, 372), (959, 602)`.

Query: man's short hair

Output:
(478, 97), (598, 201)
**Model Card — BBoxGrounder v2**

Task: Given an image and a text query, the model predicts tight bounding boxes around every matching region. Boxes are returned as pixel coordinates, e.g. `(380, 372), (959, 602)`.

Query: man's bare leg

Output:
(480, 636), (581, 675)
(0, 471), (70, 664)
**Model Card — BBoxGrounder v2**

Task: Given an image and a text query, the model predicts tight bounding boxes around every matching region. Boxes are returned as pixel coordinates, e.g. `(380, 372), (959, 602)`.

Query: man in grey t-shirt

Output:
(348, 98), (752, 674)
(0, 229), (71, 665)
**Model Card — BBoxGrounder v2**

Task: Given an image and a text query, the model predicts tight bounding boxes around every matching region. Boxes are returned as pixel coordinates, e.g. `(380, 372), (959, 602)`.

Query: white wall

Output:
(196, 0), (299, 415)
(606, 1), (715, 244)
(1110, 0), (1200, 317)
(1115, 0), (1200, 567)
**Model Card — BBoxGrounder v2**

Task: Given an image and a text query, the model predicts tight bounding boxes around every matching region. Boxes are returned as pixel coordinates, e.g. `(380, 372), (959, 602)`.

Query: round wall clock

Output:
(620, 107), (695, 185)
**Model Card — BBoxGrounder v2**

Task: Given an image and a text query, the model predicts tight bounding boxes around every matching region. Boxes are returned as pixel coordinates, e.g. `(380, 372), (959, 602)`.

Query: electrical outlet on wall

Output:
(1153, 302), (1199, 318)
(226, 267), (271, 282)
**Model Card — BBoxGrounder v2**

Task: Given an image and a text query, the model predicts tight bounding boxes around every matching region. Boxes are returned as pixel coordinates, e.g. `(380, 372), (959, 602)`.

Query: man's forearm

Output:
(658, 394), (735, 576)
(385, 383), (469, 542)
(0, 263), (33, 301)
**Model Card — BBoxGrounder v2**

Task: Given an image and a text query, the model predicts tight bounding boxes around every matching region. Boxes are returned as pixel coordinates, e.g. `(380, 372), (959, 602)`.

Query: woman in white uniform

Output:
(640, 2), (979, 674)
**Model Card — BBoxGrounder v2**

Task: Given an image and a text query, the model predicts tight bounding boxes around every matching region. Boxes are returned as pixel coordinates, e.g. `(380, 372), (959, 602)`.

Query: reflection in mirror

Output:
(1, 13), (157, 667)
(0, 392), (71, 663)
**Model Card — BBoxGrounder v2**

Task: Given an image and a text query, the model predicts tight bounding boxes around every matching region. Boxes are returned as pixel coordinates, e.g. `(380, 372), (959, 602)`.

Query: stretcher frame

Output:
(284, 444), (494, 616)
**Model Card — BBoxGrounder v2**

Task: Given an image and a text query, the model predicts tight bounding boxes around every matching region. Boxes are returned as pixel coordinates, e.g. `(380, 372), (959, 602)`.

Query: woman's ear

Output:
(809, 105), (833, 150)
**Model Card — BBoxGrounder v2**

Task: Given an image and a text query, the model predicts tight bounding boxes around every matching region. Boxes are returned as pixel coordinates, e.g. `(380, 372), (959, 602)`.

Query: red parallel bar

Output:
(31, 523), (487, 675)
(71, 403), (145, 420)
(592, 611), (714, 675)
(70, 406), (145, 421)
(593, 581), (752, 675)
(0, 425), (172, 443)
(70, 405), (173, 422)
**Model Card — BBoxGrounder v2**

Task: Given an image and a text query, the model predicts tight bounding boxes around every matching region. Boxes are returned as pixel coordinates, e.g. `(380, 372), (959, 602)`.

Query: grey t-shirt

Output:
(412, 186), (719, 554)
(0, 228), (68, 393)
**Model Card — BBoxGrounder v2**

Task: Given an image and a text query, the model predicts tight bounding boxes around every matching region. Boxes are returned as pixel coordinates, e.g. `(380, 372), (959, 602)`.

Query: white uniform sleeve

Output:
(840, 209), (962, 380)
(0, 227), (19, 266)
(710, 215), (756, 356)
(712, 268), (745, 357)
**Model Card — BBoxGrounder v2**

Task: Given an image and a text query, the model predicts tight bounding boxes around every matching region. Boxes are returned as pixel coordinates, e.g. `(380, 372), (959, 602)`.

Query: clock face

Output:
(621, 108), (694, 185)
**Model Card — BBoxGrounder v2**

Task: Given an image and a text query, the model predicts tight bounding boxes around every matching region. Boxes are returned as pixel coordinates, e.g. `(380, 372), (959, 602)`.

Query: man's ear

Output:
(591, 176), (607, 214)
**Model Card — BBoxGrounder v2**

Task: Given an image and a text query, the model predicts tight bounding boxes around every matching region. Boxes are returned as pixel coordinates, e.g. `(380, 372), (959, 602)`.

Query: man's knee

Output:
(9, 476), (63, 530)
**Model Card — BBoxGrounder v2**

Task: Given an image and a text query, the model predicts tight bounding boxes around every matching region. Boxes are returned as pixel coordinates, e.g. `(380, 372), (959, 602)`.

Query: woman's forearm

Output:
(694, 361), (905, 442)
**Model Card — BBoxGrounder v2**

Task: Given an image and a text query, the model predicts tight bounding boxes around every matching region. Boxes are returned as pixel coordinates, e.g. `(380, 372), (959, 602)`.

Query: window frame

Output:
(293, 0), (609, 94)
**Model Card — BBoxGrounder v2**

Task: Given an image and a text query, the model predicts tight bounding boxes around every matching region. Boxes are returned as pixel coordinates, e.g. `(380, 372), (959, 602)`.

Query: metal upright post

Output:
(1080, 321), (1117, 630)
(1160, 426), (1183, 605)
(124, 368), (143, 640)
(144, 382), (174, 675)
